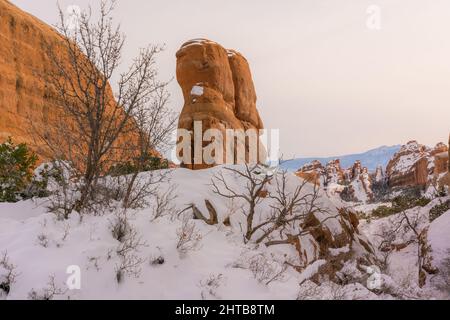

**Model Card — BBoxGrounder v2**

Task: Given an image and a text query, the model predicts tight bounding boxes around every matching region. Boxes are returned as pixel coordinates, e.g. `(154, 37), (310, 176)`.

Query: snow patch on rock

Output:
(191, 85), (204, 97)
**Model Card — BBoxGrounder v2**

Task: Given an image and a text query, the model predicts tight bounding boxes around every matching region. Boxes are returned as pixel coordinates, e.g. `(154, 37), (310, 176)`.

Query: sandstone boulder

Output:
(176, 39), (264, 169)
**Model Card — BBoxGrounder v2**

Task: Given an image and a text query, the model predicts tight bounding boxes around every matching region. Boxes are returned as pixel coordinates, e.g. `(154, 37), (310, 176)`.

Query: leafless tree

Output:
(211, 164), (272, 242)
(253, 170), (325, 244)
(31, 0), (175, 216)
(212, 166), (333, 247)
(118, 82), (176, 212)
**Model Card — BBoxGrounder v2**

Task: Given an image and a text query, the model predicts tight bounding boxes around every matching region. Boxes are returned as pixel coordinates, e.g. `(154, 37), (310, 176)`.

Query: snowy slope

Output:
(0, 167), (354, 300)
(359, 198), (450, 299)
(0, 166), (448, 300)
(282, 145), (401, 172)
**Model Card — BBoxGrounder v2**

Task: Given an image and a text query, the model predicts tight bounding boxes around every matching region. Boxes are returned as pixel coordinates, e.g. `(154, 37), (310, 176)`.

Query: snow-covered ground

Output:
(0, 167), (449, 300)
(359, 197), (450, 299)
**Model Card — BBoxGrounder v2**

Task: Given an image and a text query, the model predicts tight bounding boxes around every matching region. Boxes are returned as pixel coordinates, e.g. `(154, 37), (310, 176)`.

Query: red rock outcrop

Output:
(0, 0), (56, 147)
(296, 160), (374, 202)
(0, 0), (136, 162)
(295, 160), (323, 185)
(296, 140), (449, 202)
(176, 39), (264, 169)
(386, 141), (448, 189)
(348, 161), (374, 201)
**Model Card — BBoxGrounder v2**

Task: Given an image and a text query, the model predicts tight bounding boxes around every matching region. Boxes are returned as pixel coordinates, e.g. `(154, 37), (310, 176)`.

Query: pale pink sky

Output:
(10, 0), (450, 158)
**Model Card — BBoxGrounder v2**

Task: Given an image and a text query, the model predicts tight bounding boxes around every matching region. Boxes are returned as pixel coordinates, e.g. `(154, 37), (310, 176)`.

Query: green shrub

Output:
(0, 138), (37, 202)
(371, 195), (431, 219)
(108, 155), (169, 177)
(429, 200), (450, 222)
(371, 205), (394, 218)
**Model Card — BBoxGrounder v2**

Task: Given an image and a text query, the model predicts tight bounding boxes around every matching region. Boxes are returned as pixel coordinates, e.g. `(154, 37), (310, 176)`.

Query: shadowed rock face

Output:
(176, 39), (264, 169)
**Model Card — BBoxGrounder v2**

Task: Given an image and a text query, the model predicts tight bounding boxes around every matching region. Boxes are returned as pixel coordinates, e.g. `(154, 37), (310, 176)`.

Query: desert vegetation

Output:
(28, 0), (176, 219)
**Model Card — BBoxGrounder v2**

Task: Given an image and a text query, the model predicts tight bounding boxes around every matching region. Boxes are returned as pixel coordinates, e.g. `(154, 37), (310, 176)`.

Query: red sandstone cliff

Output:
(0, 0), (131, 161)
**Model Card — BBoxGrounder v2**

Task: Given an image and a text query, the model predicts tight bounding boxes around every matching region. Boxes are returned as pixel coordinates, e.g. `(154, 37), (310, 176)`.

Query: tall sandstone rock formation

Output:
(176, 39), (264, 169)
(0, 0), (122, 160)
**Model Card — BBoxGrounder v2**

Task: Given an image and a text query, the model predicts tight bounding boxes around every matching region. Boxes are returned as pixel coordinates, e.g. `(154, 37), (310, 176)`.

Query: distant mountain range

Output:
(281, 145), (401, 172)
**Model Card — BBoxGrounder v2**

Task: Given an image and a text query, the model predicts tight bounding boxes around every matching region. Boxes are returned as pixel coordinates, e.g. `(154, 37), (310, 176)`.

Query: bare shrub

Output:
(149, 247), (165, 266)
(115, 227), (147, 283)
(0, 252), (19, 296)
(329, 283), (347, 300)
(28, 276), (67, 300)
(176, 217), (202, 256)
(152, 185), (177, 221)
(375, 208), (438, 288)
(150, 255), (165, 266)
(37, 233), (49, 248)
(212, 167), (331, 248)
(297, 280), (323, 300)
(43, 162), (80, 220)
(378, 250), (393, 274)
(199, 274), (225, 300)
(378, 270), (430, 300)
(390, 209), (438, 287)
(248, 253), (289, 286)
(110, 210), (131, 243)
(255, 170), (325, 244)
(223, 199), (243, 227)
(211, 164), (272, 242)
(87, 256), (101, 272)
(60, 223), (71, 242)
(110, 205), (148, 283)
(374, 224), (396, 273)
